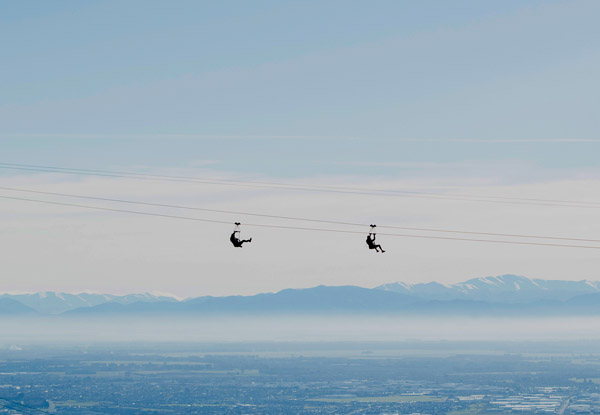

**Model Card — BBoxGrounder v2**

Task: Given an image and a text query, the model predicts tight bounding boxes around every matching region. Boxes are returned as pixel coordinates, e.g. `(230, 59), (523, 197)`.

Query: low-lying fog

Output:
(3, 316), (600, 344)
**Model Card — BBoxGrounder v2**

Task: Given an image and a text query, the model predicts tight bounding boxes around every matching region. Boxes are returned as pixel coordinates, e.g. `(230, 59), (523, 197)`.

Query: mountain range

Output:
(376, 274), (600, 303)
(0, 292), (177, 314)
(1, 275), (600, 316)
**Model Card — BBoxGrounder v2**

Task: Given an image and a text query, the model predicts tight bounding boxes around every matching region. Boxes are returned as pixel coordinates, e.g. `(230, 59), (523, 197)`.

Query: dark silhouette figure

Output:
(366, 225), (385, 253)
(230, 231), (252, 247)
(366, 233), (385, 253)
(230, 222), (252, 247)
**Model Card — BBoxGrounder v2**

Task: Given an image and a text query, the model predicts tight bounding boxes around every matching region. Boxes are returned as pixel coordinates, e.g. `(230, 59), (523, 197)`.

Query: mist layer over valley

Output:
(1, 315), (600, 345)
(2, 275), (600, 344)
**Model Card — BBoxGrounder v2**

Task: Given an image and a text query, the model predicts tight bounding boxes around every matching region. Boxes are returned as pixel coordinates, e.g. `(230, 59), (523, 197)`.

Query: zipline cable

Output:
(1, 163), (599, 209)
(2, 161), (600, 206)
(1, 186), (599, 244)
(2, 194), (600, 250)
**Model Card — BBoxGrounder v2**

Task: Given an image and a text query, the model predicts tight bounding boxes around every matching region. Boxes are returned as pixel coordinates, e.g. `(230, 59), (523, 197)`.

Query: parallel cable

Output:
(1, 162), (599, 209)
(3, 161), (600, 205)
(1, 186), (599, 244)
(2, 194), (600, 250)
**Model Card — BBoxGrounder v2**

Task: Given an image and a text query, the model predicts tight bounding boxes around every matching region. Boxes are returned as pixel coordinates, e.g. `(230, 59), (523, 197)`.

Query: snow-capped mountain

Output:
(376, 274), (600, 303)
(2, 275), (600, 316)
(0, 292), (179, 314)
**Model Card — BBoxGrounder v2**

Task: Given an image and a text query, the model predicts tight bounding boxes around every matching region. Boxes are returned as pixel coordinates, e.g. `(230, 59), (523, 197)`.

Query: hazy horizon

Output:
(4, 315), (600, 345)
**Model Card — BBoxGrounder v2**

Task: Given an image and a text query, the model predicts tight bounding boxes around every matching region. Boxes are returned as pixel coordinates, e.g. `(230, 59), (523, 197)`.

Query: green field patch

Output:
(448, 403), (494, 414)
(134, 369), (259, 375)
(311, 395), (446, 403)
(54, 400), (100, 408)
(114, 406), (173, 412)
(86, 360), (211, 366)
(164, 403), (227, 407)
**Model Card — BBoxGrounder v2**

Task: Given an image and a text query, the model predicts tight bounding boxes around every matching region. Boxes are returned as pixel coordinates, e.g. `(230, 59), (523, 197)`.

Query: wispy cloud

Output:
(3, 133), (600, 143)
(381, 138), (600, 143)
(1, 133), (359, 141)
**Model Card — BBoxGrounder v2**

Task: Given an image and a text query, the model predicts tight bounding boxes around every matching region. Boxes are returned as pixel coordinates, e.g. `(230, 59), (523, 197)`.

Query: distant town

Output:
(1, 341), (599, 414)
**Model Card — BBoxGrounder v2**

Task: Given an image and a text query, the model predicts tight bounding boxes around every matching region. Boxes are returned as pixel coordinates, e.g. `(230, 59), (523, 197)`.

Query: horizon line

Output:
(2, 275), (600, 298)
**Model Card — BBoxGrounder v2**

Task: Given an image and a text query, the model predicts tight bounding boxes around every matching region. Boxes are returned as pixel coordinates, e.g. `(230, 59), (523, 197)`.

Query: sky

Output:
(0, 0), (599, 296)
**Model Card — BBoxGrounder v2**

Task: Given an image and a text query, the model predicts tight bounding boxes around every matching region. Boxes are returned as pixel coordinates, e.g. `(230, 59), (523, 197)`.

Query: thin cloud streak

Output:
(3, 133), (600, 143)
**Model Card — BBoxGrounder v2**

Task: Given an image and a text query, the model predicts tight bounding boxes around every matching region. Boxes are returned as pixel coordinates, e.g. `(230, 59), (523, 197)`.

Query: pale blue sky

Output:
(1, 0), (599, 177)
(1, 1), (600, 295)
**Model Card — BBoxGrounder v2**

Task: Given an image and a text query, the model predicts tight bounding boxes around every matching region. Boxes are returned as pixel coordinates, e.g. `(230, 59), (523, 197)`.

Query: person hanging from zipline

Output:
(230, 222), (252, 247)
(366, 224), (385, 253)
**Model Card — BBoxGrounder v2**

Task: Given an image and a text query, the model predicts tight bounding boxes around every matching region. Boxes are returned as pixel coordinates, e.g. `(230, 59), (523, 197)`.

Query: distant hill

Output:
(63, 284), (600, 317)
(0, 292), (178, 314)
(65, 286), (419, 316)
(4, 275), (600, 317)
(0, 298), (38, 315)
(377, 274), (600, 303)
